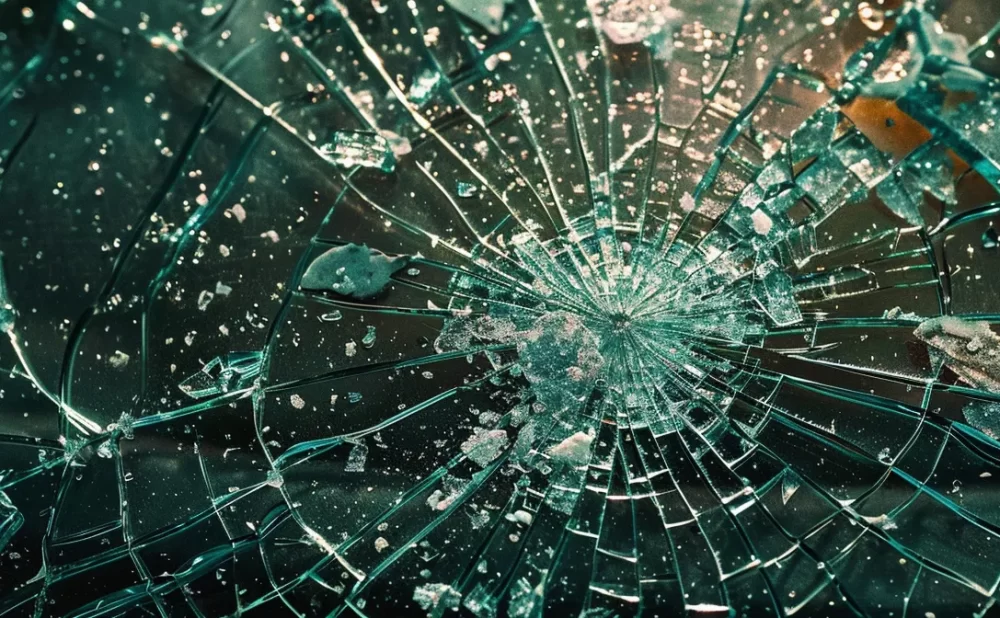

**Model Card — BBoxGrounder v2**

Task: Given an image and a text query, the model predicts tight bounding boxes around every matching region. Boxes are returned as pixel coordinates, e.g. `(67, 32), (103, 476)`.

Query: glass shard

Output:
(179, 352), (263, 399)
(301, 243), (410, 299)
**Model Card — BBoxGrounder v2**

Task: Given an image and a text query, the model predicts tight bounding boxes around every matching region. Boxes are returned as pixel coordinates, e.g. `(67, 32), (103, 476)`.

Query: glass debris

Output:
(2, 0), (1000, 617)
(179, 352), (264, 399)
(319, 132), (397, 173)
(301, 243), (410, 299)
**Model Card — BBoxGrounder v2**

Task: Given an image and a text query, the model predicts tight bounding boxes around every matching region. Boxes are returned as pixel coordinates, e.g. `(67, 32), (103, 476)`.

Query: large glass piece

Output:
(3, 0), (1000, 616)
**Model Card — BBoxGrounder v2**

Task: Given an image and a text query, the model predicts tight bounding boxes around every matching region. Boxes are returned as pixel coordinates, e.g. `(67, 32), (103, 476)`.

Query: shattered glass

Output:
(3, 0), (1000, 616)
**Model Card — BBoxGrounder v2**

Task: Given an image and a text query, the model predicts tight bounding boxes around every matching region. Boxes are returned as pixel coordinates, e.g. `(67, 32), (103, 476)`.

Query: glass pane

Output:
(3, 0), (1000, 616)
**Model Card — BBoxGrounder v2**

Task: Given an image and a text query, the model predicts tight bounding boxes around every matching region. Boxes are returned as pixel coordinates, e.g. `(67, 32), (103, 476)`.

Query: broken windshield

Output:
(2, 0), (1000, 616)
